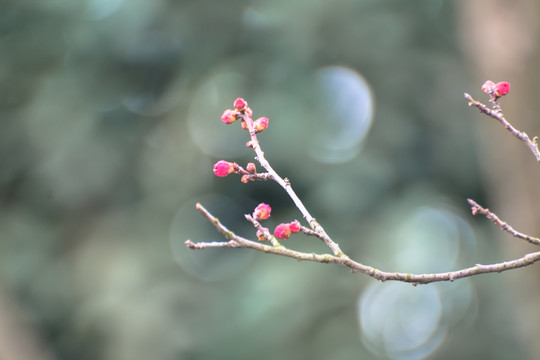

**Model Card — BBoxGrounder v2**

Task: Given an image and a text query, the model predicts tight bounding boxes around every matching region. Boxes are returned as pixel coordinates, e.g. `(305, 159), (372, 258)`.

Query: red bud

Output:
(213, 160), (235, 177)
(494, 81), (510, 97)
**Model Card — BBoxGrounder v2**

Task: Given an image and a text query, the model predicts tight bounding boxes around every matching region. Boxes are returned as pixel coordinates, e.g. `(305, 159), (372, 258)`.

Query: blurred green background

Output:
(2, 0), (540, 359)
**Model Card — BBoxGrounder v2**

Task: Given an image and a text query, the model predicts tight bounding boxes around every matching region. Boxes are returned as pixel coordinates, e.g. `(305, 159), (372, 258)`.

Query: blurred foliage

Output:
(0, 0), (535, 359)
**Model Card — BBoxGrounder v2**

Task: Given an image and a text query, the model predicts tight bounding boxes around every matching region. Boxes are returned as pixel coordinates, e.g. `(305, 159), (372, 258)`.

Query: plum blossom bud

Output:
(482, 80), (495, 94)
(494, 81), (510, 97)
(241, 175), (249, 183)
(253, 117), (269, 133)
(288, 220), (301, 233)
(221, 109), (238, 124)
(246, 162), (256, 173)
(253, 203), (271, 221)
(213, 160), (235, 177)
(274, 223), (292, 240)
(234, 98), (247, 111)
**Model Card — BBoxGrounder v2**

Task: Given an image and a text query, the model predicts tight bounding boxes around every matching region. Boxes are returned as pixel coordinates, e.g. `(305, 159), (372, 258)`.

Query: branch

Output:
(467, 199), (540, 246)
(187, 88), (540, 285)
(186, 203), (540, 285)
(464, 92), (540, 162)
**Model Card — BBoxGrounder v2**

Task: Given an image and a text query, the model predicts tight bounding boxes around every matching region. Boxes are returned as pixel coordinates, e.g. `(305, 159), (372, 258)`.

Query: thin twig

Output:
(464, 93), (540, 162)
(467, 199), (540, 246)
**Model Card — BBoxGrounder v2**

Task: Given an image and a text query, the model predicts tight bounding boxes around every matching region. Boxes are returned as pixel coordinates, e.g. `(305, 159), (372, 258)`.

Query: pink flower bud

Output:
(253, 203), (271, 221)
(494, 81), (510, 97)
(253, 117), (269, 133)
(234, 98), (247, 111)
(274, 223), (292, 240)
(246, 162), (256, 173)
(288, 220), (301, 233)
(241, 175), (249, 183)
(221, 109), (238, 124)
(482, 80), (495, 94)
(213, 160), (235, 177)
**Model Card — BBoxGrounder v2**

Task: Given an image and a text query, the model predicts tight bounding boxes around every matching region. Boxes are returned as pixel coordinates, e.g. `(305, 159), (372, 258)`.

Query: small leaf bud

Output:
(256, 228), (268, 241)
(246, 162), (256, 173)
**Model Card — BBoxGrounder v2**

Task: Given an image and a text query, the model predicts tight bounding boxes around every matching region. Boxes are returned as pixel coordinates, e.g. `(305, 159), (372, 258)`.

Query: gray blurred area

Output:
(1, 1), (540, 359)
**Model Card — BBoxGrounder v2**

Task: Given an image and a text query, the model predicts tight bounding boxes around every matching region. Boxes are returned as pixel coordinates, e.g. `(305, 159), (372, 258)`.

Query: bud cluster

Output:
(212, 98), (302, 243)
(220, 97), (269, 133)
(482, 80), (511, 98)
(274, 220), (301, 240)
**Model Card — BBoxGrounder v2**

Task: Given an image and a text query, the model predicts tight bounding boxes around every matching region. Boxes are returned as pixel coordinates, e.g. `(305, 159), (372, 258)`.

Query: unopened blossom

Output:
(253, 203), (271, 221)
(253, 117), (269, 133)
(221, 109), (238, 124)
(494, 81), (510, 97)
(274, 223), (292, 239)
(213, 160), (235, 177)
(288, 220), (301, 233)
(234, 98), (247, 111)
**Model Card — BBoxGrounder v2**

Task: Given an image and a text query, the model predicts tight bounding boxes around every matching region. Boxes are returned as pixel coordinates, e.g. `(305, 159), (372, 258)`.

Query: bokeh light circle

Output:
(310, 66), (374, 163)
(187, 72), (251, 159)
(358, 200), (479, 360)
(359, 282), (445, 360)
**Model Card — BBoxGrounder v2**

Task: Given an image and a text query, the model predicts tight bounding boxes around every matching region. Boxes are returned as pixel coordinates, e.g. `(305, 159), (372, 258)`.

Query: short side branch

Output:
(464, 93), (540, 162)
(468, 199), (540, 246)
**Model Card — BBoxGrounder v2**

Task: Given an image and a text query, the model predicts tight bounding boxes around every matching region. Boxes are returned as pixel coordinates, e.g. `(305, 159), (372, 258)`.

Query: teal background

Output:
(2, 1), (540, 359)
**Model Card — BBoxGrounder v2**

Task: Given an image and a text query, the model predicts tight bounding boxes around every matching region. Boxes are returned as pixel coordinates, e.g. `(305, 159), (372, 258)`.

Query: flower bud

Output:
(274, 223), (292, 239)
(234, 98), (247, 111)
(482, 80), (495, 94)
(246, 162), (256, 173)
(213, 160), (235, 177)
(288, 220), (301, 233)
(494, 81), (510, 97)
(221, 109), (238, 124)
(253, 203), (271, 221)
(253, 117), (269, 133)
